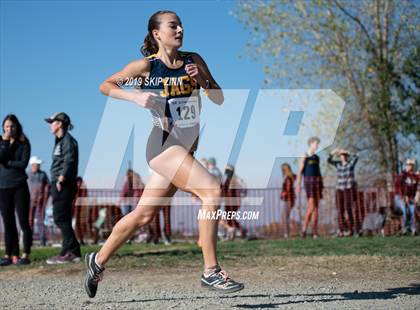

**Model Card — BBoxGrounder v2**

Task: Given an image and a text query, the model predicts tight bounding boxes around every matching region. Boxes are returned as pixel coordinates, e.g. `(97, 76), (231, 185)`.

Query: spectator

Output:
(394, 158), (418, 236)
(121, 169), (147, 243)
(160, 205), (172, 245)
(88, 203), (100, 245)
(44, 112), (81, 264)
(208, 158), (237, 239)
(147, 205), (172, 245)
(0, 114), (32, 265)
(28, 156), (50, 246)
(361, 206), (387, 237)
(297, 137), (323, 239)
(280, 163), (296, 238)
(73, 176), (88, 245)
(328, 148), (360, 237)
(207, 157), (222, 183)
(120, 169), (144, 216)
(222, 164), (247, 238)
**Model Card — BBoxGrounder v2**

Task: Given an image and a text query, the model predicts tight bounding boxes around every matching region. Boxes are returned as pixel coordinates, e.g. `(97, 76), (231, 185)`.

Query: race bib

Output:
(168, 96), (200, 128)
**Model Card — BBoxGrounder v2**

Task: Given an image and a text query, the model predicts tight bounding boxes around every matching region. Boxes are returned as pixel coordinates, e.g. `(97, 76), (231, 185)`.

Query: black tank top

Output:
(141, 52), (201, 126)
(303, 154), (322, 177)
(141, 51), (201, 149)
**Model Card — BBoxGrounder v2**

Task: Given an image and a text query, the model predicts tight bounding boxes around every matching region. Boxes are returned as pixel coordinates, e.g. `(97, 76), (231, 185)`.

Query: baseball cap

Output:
(29, 156), (43, 165)
(44, 112), (74, 130)
(406, 158), (416, 166)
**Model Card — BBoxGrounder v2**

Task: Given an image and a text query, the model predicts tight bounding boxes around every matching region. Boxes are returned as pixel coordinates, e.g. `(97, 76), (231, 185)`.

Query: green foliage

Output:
(1, 237), (419, 272)
(233, 0), (420, 176)
(394, 45), (420, 140)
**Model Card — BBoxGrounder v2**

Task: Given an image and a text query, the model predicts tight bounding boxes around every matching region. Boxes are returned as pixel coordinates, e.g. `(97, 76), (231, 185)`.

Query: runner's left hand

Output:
(185, 63), (206, 87)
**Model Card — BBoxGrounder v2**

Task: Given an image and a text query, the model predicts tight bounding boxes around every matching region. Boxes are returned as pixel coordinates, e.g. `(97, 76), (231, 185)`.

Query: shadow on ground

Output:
(86, 283), (420, 308)
(236, 283), (420, 308)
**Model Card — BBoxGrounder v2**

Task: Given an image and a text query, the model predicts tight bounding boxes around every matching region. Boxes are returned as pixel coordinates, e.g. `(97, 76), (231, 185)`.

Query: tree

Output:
(394, 45), (420, 139)
(233, 0), (420, 180)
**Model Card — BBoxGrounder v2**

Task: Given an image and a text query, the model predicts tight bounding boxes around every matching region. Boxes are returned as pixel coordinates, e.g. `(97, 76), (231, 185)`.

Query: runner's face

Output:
(154, 13), (183, 49)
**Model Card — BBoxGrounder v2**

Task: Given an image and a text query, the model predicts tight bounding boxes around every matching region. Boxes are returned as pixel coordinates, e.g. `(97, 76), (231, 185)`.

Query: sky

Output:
(0, 0), (340, 189)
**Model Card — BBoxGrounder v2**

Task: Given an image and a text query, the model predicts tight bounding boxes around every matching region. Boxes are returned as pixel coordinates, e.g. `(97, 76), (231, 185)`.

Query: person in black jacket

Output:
(0, 114), (32, 266)
(44, 112), (81, 264)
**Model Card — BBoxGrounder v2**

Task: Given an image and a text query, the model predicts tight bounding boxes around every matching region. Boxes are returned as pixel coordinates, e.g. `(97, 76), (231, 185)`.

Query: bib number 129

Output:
(168, 96), (200, 128)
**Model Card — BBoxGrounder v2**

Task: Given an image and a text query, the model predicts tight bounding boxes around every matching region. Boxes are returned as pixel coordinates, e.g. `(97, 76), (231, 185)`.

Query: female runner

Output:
(84, 10), (244, 297)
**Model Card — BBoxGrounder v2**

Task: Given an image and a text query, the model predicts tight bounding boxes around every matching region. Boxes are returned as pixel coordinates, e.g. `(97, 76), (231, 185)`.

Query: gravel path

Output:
(0, 257), (419, 309)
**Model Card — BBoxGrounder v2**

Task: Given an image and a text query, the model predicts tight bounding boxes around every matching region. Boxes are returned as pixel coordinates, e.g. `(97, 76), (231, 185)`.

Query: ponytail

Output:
(141, 33), (159, 57)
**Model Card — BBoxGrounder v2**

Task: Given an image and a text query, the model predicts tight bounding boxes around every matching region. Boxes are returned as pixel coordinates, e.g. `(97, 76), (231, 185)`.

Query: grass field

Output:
(1, 237), (419, 309)
(1, 236), (420, 270)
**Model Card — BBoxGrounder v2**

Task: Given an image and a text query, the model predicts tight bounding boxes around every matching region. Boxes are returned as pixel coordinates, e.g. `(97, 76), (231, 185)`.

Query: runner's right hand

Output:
(132, 92), (165, 115)
(132, 91), (173, 132)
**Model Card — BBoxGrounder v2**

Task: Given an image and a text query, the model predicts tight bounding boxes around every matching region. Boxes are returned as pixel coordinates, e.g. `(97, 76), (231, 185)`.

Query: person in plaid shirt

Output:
(394, 158), (418, 236)
(328, 148), (360, 236)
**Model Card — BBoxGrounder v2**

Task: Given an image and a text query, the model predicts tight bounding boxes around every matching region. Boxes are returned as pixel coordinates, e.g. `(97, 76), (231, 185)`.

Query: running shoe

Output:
(0, 257), (12, 266)
(46, 255), (62, 265)
(46, 252), (81, 264)
(17, 257), (31, 265)
(84, 252), (105, 298)
(201, 268), (244, 293)
(59, 252), (81, 263)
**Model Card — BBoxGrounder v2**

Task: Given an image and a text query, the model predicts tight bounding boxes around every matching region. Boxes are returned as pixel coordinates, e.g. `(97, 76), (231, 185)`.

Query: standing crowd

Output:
(280, 136), (419, 238)
(0, 112), (81, 265)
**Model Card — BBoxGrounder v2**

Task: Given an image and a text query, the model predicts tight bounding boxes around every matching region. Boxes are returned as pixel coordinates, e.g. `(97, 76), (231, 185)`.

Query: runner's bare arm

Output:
(191, 53), (224, 105)
(99, 59), (165, 113)
(99, 59), (150, 102)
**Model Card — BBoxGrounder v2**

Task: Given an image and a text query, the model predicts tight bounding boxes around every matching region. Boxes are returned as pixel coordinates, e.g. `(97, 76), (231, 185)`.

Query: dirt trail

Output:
(0, 256), (419, 309)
